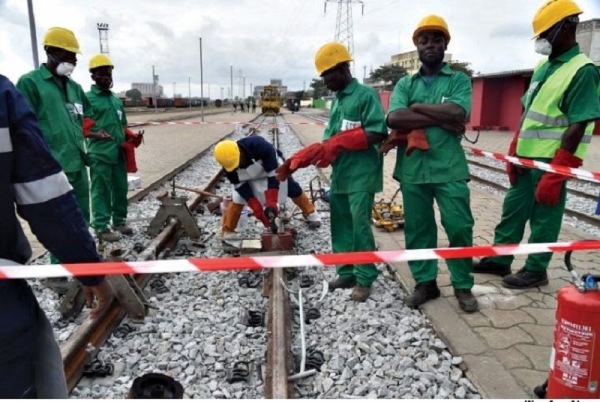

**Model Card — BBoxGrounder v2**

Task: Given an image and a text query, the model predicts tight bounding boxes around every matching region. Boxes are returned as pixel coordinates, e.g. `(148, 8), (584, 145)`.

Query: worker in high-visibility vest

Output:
(474, 0), (600, 289)
(86, 54), (143, 242)
(384, 15), (478, 313)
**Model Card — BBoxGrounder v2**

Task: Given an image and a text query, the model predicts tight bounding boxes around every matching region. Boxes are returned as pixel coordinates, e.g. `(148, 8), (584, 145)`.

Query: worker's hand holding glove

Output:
(83, 118), (111, 141)
(536, 148), (582, 206)
(506, 130), (525, 186)
(379, 129), (408, 154)
(124, 128), (143, 147)
(405, 128), (429, 156)
(311, 126), (368, 168)
(275, 143), (323, 181)
(247, 197), (270, 227)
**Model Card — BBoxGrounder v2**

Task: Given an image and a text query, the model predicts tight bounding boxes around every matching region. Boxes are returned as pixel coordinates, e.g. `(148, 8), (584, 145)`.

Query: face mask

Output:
(56, 62), (75, 77)
(534, 37), (553, 55)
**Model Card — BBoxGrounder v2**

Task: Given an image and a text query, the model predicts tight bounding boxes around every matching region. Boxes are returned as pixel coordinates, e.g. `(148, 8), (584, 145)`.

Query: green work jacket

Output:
(517, 44), (600, 161)
(323, 78), (387, 194)
(86, 85), (128, 163)
(16, 64), (91, 173)
(388, 63), (472, 185)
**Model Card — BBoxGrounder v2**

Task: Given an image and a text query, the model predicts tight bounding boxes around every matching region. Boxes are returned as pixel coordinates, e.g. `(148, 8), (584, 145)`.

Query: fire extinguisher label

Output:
(553, 318), (595, 391)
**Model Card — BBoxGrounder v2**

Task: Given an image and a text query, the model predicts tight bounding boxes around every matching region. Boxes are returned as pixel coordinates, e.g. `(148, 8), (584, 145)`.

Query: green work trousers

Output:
(402, 181), (474, 289)
(330, 192), (378, 286)
(487, 169), (566, 272)
(89, 157), (129, 233)
(50, 166), (90, 264)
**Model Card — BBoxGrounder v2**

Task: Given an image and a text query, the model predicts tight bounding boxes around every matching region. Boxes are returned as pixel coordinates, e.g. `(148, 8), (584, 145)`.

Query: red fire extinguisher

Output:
(536, 250), (600, 399)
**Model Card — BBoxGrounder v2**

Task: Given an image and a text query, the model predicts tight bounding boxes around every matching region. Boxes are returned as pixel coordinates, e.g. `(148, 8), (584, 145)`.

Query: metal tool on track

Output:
(372, 188), (404, 232)
(147, 179), (201, 239)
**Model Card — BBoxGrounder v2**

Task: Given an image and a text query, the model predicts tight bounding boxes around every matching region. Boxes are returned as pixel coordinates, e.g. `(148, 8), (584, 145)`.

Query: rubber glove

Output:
(247, 197), (270, 227)
(311, 127), (368, 168)
(275, 143), (323, 181)
(264, 188), (279, 216)
(124, 128), (143, 147)
(536, 148), (582, 206)
(120, 142), (138, 173)
(379, 130), (408, 154)
(406, 129), (429, 156)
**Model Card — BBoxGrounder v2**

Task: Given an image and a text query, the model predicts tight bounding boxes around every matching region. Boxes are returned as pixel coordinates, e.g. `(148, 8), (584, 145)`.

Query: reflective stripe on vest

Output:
(517, 53), (597, 160)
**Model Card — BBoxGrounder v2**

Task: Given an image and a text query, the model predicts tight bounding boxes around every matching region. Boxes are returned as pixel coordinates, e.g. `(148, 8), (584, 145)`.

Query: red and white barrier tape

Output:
(467, 147), (600, 184)
(129, 121), (326, 126)
(2, 240), (599, 280)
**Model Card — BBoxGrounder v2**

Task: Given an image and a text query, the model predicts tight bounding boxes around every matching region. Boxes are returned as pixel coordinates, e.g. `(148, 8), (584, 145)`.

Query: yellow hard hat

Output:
(89, 54), (114, 71)
(43, 27), (81, 54)
(532, 0), (582, 38)
(314, 42), (353, 76)
(214, 140), (240, 172)
(412, 15), (451, 46)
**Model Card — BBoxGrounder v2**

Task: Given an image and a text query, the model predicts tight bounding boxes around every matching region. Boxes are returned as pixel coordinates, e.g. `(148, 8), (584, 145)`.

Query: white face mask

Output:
(56, 62), (75, 77)
(534, 37), (553, 56)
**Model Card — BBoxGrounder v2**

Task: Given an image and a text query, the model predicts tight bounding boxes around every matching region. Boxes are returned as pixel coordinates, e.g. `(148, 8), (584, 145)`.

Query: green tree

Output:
(310, 79), (328, 99)
(448, 60), (478, 77)
(369, 64), (408, 90)
(294, 90), (306, 100)
(125, 88), (142, 101)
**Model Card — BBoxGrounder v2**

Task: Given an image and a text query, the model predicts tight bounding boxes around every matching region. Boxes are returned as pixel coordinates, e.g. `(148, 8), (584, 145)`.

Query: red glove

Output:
(379, 130), (408, 154)
(120, 142), (138, 173)
(83, 118), (96, 137)
(311, 127), (368, 168)
(124, 128), (143, 147)
(406, 129), (429, 156)
(536, 149), (582, 206)
(275, 143), (323, 181)
(247, 197), (269, 227)
(264, 188), (279, 215)
(507, 130), (524, 186)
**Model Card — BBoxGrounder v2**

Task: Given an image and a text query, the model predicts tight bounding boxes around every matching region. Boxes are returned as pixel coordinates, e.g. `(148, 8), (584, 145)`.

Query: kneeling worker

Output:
(214, 137), (321, 236)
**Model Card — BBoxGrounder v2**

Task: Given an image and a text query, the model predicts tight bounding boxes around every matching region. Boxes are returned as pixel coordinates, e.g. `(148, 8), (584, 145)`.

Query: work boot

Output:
(405, 280), (440, 308)
(98, 230), (120, 242)
(473, 257), (512, 277)
(223, 202), (244, 233)
(454, 289), (479, 313)
(305, 211), (322, 229)
(350, 284), (371, 302)
(114, 225), (134, 235)
(329, 276), (356, 291)
(502, 268), (548, 289)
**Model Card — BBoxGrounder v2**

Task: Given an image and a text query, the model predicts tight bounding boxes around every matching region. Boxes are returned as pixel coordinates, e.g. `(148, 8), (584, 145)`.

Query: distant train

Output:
(285, 98), (300, 113)
(259, 85), (281, 115)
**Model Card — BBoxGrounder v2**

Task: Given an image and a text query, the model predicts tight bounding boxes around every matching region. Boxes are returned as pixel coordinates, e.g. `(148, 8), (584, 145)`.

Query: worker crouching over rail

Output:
(214, 137), (321, 240)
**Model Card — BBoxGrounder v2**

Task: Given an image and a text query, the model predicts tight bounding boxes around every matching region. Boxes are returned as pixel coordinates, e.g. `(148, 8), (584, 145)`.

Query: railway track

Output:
(60, 112), (304, 397)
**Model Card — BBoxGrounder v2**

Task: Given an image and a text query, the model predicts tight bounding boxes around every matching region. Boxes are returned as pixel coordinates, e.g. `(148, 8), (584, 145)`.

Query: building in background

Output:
(131, 83), (164, 98)
(387, 50), (452, 75)
(577, 18), (600, 64)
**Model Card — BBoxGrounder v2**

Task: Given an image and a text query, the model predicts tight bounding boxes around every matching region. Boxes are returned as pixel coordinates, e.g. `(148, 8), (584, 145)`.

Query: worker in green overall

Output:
(277, 42), (387, 302)
(86, 54), (143, 242)
(474, 0), (600, 288)
(16, 28), (108, 292)
(384, 15), (478, 313)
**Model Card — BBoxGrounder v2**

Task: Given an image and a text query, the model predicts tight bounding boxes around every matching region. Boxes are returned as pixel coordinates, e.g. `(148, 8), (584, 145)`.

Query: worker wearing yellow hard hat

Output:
(214, 137), (321, 240)
(85, 54), (143, 242)
(384, 15), (479, 312)
(474, 0), (600, 288)
(277, 42), (388, 302)
(16, 27), (101, 273)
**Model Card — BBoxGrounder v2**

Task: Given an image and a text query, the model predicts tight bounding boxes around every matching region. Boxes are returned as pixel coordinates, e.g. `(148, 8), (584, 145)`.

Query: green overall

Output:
(86, 85), (129, 233)
(388, 64), (475, 289)
(487, 45), (600, 272)
(17, 64), (93, 264)
(326, 78), (388, 286)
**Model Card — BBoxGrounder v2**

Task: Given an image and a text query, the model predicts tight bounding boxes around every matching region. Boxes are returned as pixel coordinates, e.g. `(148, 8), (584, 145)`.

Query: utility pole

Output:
(250, 83), (253, 99)
(230, 64), (233, 115)
(152, 65), (157, 113)
(173, 82), (176, 99)
(242, 76), (246, 100)
(199, 37), (204, 122)
(363, 65), (367, 83)
(27, 0), (39, 69)
(188, 76), (192, 109)
(324, 0), (364, 75)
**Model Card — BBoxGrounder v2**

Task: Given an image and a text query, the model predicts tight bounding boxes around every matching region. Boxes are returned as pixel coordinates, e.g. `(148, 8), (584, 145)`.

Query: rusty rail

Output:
(62, 168), (226, 391)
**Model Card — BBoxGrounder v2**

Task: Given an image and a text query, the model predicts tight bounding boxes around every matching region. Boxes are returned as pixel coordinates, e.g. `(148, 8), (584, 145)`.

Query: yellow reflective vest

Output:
(517, 53), (599, 159)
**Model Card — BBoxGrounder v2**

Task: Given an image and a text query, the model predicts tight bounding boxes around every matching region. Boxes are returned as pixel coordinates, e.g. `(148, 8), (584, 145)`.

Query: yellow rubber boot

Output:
(221, 202), (244, 235)
(292, 192), (321, 228)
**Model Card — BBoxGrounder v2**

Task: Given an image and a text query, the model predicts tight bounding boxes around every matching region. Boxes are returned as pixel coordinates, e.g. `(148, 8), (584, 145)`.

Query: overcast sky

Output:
(1, 0), (599, 98)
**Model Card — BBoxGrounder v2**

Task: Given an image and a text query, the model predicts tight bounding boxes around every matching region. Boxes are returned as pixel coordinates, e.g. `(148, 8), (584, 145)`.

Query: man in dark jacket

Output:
(0, 74), (112, 398)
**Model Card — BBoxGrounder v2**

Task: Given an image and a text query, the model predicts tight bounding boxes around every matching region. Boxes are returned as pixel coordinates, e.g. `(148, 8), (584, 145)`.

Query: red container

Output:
(547, 286), (600, 398)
